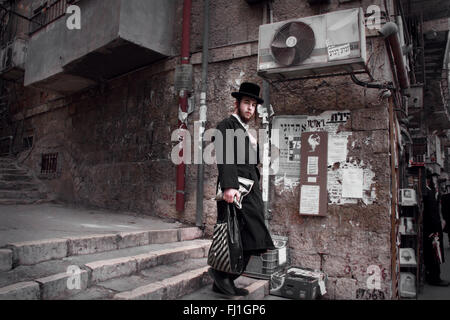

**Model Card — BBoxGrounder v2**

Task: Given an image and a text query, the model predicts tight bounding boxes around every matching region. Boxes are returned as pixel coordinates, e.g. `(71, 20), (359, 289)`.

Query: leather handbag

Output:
(214, 176), (254, 209)
(207, 203), (244, 275)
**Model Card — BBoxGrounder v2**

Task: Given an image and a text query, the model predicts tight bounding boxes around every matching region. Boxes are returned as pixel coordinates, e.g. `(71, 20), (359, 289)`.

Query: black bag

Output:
(207, 203), (244, 275)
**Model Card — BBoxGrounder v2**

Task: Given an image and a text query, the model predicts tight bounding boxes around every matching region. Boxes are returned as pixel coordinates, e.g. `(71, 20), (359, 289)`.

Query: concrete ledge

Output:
(85, 257), (137, 284)
(67, 234), (119, 256)
(0, 281), (40, 300)
(117, 231), (150, 249)
(178, 227), (203, 241)
(35, 269), (90, 300)
(7, 238), (68, 266)
(0, 249), (13, 271)
(148, 229), (179, 244)
(113, 266), (210, 300)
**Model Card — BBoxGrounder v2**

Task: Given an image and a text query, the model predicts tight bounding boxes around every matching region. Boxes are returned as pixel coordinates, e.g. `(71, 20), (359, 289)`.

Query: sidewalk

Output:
(418, 233), (450, 300)
(0, 203), (188, 247)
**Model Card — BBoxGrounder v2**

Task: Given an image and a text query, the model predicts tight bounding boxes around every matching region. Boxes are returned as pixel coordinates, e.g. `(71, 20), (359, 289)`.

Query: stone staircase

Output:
(0, 156), (52, 205)
(0, 227), (269, 300)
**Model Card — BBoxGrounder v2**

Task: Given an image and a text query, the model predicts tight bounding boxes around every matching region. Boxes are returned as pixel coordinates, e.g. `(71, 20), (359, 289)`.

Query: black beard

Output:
(238, 108), (250, 124)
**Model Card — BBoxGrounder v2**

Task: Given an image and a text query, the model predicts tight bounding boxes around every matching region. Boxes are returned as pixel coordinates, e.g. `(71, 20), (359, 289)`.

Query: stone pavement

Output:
(0, 203), (185, 246)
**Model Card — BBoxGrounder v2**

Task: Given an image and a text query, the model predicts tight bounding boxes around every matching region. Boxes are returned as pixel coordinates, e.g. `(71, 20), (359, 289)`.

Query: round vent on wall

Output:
(270, 21), (316, 66)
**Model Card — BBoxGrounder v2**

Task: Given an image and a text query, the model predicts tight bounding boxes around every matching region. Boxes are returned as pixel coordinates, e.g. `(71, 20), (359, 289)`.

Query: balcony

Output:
(0, 38), (27, 81)
(24, 0), (175, 94)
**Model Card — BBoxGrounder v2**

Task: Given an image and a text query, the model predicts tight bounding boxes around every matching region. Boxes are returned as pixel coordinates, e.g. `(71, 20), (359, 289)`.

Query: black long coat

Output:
(423, 186), (445, 264)
(441, 193), (450, 233)
(214, 115), (275, 253)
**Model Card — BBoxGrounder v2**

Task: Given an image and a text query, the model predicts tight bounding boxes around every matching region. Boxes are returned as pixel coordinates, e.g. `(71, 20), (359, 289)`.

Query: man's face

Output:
(236, 96), (257, 123)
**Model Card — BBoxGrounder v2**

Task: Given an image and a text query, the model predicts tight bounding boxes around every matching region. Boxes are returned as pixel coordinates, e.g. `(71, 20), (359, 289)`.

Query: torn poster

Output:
(342, 168), (364, 198)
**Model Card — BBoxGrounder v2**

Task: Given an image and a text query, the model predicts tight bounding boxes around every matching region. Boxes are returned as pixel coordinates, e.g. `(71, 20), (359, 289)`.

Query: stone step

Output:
(0, 181), (40, 191)
(0, 281), (40, 300)
(0, 198), (49, 205)
(0, 158), (16, 164)
(4, 227), (204, 267)
(0, 240), (210, 300)
(0, 190), (44, 200)
(0, 250), (12, 272)
(179, 276), (270, 300)
(0, 174), (33, 182)
(70, 258), (210, 300)
(0, 164), (17, 170)
(0, 238), (210, 288)
(113, 265), (211, 300)
(0, 169), (28, 175)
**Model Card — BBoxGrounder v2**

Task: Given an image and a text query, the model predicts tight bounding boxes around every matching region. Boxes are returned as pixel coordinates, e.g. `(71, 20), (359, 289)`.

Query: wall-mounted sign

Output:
(299, 131), (328, 216)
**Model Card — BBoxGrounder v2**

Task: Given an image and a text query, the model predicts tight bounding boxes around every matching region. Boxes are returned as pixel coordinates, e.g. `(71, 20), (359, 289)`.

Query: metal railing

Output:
(29, 0), (79, 35)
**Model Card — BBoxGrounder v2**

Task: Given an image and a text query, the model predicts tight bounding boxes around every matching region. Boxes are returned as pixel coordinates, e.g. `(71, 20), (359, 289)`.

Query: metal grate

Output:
(41, 152), (58, 174)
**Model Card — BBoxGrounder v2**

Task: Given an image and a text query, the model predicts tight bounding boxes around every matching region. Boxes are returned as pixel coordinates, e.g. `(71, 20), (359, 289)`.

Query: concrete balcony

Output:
(24, 0), (175, 94)
(0, 38), (27, 81)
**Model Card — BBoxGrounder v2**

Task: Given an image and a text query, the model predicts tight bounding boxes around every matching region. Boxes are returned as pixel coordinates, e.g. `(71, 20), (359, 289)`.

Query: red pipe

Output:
(176, 0), (192, 212)
(379, 22), (410, 90)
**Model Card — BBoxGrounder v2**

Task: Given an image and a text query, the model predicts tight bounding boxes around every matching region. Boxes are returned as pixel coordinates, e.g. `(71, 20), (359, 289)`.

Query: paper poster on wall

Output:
(271, 116), (307, 177)
(342, 168), (364, 198)
(300, 185), (320, 215)
(307, 156), (319, 175)
(328, 134), (349, 166)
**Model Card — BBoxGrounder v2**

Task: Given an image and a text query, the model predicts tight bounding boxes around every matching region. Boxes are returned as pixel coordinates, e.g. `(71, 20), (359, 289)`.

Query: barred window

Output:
(41, 152), (58, 174)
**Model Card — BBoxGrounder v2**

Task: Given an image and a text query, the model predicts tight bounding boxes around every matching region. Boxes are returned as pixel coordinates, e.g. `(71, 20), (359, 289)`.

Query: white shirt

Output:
(232, 113), (257, 150)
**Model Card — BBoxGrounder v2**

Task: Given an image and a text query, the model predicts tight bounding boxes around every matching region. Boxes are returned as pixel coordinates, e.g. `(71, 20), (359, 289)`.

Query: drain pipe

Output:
(176, 0), (192, 212)
(261, 0), (273, 227)
(195, 0), (210, 228)
(379, 22), (410, 90)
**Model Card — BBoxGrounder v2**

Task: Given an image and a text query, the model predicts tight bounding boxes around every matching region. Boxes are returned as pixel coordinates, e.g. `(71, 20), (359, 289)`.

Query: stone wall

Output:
(8, 0), (399, 299)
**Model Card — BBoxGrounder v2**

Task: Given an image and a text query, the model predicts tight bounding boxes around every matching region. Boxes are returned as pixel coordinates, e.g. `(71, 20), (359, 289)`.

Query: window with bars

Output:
(41, 152), (58, 174)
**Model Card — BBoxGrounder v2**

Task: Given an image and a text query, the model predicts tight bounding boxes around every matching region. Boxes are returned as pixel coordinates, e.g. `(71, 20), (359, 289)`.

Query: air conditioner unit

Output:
(257, 8), (367, 80)
(399, 188), (417, 206)
(0, 39), (27, 76)
(2, 45), (13, 69)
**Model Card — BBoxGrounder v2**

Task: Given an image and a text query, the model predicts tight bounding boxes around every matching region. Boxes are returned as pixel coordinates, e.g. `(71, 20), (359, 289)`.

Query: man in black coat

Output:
(441, 185), (450, 244)
(209, 82), (275, 296)
(423, 172), (448, 286)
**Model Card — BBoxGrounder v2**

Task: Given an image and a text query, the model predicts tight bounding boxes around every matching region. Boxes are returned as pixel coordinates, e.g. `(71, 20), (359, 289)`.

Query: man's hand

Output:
(429, 232), (438, 239)
(223, 188), (240, 204)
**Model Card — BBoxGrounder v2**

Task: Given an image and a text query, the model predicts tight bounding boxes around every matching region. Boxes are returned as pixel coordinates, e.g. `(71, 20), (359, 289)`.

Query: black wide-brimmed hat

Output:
(231, 82), (264, 105)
